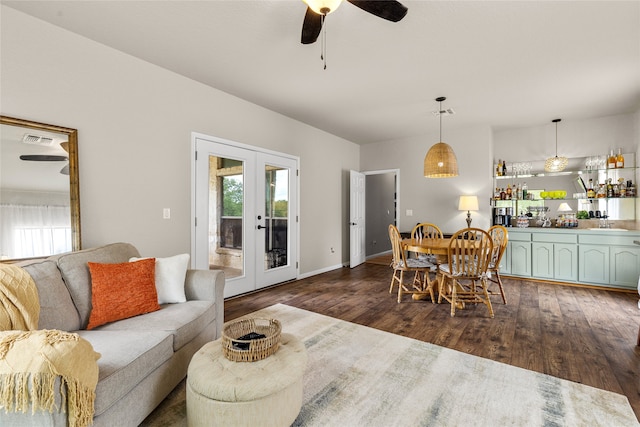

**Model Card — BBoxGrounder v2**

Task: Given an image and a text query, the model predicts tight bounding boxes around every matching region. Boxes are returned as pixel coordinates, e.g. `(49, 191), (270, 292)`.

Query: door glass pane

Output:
(264, 165), (289, 270)
(209, 155), (244, 279)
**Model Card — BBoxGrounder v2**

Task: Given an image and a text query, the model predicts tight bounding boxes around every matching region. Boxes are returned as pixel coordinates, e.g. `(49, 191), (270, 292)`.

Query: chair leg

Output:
(397, 271), (405, 303)
(495, 271), (507, 304)
(450, 279), (457, 317)
(425, 272), (435, 304)
(482, 278), (495, 318)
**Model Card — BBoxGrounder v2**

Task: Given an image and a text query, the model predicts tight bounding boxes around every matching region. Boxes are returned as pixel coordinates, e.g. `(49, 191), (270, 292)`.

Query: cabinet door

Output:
(578, 244), (609, 284)
(532, 242), (553, 279)
(510, 242), (531, 277)
(609, 246), (640, 289)
(554, 243), (578, 282)
(500, 242), (511, 274)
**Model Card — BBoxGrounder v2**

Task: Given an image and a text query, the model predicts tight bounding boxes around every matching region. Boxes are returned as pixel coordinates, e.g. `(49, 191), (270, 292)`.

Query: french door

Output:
(192, 134), (298, 298)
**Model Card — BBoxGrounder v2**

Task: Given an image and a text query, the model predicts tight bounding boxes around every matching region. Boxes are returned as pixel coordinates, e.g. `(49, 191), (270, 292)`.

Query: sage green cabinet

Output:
(609, 245), (640, 288)
(578, 245), (609, 284)
(532, 242), (554, 279)
(554, 243), (578, 282)
(510, 241), (531, 276)
(531, 234), (578, 282)
(505, 228), (639, 290)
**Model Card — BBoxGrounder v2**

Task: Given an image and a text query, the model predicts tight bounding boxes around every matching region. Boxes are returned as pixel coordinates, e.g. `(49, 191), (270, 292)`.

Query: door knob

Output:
(350, 222), (357, 226)
(257, 225), (265, 230)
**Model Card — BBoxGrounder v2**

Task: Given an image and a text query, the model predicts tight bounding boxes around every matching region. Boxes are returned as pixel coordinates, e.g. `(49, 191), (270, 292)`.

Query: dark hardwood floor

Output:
(224, 262), (640, 421)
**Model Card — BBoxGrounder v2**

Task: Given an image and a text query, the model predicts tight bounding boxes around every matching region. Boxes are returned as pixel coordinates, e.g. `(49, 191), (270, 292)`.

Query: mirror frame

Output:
(1, 115), (81, 259)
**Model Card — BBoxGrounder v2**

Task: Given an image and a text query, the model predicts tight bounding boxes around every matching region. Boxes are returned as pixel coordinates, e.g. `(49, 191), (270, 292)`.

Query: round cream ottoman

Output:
(186, 332), (307, 427)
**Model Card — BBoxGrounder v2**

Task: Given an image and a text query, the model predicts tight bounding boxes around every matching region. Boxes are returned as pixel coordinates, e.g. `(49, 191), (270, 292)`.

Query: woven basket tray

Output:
(222, 318), (281, 362)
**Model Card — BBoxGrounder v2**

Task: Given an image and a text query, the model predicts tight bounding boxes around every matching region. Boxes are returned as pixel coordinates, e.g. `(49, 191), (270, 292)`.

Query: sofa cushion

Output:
(77, 330), (173, 417)
(55, 243), (141, 328)
(86, 259), (160, 330)
(130, 253), (189, 304)
(97, 300), (215, 351)
(22, 259), (81, 331)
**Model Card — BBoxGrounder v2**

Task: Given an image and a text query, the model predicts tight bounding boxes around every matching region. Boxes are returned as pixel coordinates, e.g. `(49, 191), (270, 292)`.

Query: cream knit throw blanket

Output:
(0, 264), (100, 427)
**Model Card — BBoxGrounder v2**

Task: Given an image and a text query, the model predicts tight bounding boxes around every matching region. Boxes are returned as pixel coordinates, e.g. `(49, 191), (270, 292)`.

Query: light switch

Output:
(406, 209), (413, 216)
(163, 208), (171, 219)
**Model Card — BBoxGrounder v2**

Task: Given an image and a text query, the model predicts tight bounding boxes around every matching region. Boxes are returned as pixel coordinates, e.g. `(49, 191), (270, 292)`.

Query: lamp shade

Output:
(424, 142), (459, 178)
(458, 195), (479, 211)
(557, 202), (572, 212)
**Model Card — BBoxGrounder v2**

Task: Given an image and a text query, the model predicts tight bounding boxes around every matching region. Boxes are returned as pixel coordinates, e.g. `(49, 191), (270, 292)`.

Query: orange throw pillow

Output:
(86, 258), (160, 330)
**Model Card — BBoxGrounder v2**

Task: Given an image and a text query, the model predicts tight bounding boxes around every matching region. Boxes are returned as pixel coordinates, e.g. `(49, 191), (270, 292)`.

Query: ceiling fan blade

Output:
(301, 6), (323, 44)
(20, 154), (68, 162)
(60, 141), (69, 153)
(60, 164), (70, 175)
(347, 0), (408, 22)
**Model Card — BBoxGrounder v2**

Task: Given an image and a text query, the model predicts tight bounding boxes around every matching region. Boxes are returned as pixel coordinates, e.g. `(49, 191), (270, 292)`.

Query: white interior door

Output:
(350, 170), (366, 268)
(193, 134), (298, 298)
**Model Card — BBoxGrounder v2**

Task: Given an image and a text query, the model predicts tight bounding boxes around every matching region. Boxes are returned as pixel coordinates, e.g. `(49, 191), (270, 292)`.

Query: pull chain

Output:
(320, 15), (327, 70)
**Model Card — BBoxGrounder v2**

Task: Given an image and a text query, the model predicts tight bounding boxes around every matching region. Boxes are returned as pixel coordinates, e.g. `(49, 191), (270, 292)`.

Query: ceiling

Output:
(3, 0), (640, 144)
(1, 123), (70, 192)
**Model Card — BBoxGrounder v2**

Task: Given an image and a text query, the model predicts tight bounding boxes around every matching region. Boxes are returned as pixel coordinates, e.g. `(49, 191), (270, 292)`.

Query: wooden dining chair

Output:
(487, 225), (509, 304)
(388, 224), (437, 303)
(410, 222), (444, 265)
(437, 228), (495, 317)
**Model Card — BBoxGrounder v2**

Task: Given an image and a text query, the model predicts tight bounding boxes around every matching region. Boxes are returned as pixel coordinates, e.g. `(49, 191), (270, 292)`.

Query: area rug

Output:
(141, 303), (639, 426)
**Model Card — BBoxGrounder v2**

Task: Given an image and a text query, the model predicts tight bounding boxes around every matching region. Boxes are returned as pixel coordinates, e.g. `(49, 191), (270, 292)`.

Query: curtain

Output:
(0, 204), (71, 259)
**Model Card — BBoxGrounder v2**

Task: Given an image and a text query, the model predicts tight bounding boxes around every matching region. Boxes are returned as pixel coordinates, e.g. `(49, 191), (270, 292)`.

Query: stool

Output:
(186, 333), (307, 427)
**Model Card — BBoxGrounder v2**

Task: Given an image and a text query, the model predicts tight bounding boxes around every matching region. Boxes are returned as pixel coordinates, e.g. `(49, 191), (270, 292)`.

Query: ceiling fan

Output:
(19, 138), (70, 175)
(301, 0), (408, 45)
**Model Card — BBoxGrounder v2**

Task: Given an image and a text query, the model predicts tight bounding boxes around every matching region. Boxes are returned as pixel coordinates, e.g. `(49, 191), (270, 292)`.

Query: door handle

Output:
(257, 224), (266, 230)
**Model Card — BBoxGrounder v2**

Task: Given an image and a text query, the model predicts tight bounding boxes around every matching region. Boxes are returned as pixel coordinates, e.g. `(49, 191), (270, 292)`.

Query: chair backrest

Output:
(388, 224), (407, 268)
(447, 228), (494, 278)
(488, 225), (509, 267)
(411, 223), (443, 241)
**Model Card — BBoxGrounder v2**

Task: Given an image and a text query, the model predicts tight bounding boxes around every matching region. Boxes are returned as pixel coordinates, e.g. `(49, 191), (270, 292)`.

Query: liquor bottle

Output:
(500, 188), (506, 200)
(616, 148), (624, 168)
(522, 182), (528, 200)
(607, 150), (616, 169)
(494, 187), (501, 200)
(506, 184), (512, 200)
(515, 183), (522, 200)
(627, 180), (636, 197)
(606, 178), (614, 198)
(502, 161), (507, 176)
(587, 179), (596, 199)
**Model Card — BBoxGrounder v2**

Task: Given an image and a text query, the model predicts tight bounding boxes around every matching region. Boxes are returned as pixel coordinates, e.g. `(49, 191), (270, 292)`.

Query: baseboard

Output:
(297, 263), (344, 280)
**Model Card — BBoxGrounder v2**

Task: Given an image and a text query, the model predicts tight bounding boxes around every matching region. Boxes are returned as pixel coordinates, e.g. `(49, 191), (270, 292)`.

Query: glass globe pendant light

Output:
(544, 118), (568, 172)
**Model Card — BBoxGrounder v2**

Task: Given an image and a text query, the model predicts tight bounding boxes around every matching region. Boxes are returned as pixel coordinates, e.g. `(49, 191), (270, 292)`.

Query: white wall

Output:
(1, 6), (359, 274)
(493, 113), (637, 163)
(361, 125), (494, 233)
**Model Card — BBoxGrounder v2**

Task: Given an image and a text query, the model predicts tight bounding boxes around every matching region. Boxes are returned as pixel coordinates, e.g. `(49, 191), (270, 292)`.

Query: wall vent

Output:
(22, 134), (54, 146)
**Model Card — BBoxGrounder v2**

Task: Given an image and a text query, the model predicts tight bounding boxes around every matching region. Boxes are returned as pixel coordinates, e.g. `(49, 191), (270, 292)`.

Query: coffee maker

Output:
(493, 207), (513, 227)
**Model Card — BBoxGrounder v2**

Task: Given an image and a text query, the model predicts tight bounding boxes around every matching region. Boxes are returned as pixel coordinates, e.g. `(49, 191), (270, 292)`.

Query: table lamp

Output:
(458, 195), (479, 228)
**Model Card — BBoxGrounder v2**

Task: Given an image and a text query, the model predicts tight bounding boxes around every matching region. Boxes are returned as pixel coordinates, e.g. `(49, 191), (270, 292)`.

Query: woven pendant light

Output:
(424, 97), (458, 178)
(544, 118), (568, 172)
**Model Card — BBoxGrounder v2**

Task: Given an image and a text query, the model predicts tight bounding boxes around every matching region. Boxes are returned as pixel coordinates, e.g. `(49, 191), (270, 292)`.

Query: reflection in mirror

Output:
(0, 116), (80, 260)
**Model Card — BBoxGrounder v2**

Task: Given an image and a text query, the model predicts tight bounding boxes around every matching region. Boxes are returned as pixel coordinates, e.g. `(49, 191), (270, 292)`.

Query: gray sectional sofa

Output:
(3, 242), (225, 426)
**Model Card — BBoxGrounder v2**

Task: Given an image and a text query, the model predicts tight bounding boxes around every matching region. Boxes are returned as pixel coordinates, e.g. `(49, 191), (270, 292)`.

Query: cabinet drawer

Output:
(579, 234), (640, 246)
(532, 233), (577, 244)
(508, 232), (531, 242)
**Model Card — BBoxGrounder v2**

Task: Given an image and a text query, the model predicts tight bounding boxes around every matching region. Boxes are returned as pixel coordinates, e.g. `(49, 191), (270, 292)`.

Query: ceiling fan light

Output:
(424, 142), (458, 178)
(303, 0), (343, 15)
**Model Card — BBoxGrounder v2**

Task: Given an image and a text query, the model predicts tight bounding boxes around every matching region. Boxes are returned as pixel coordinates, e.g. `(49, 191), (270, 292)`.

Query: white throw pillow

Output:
(130, 254), (189, 304)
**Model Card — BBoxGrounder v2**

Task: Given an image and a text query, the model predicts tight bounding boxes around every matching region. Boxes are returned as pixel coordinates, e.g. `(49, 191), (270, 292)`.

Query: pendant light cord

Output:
(439, 99), (443, 141)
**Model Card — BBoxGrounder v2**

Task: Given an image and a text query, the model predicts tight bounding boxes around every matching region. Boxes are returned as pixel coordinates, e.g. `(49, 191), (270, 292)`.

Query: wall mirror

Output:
(0, 116), (80, 261)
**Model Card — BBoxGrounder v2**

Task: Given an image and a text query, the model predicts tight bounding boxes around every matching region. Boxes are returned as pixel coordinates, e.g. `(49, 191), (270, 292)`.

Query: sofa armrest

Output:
(184, 269), (225, 338)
